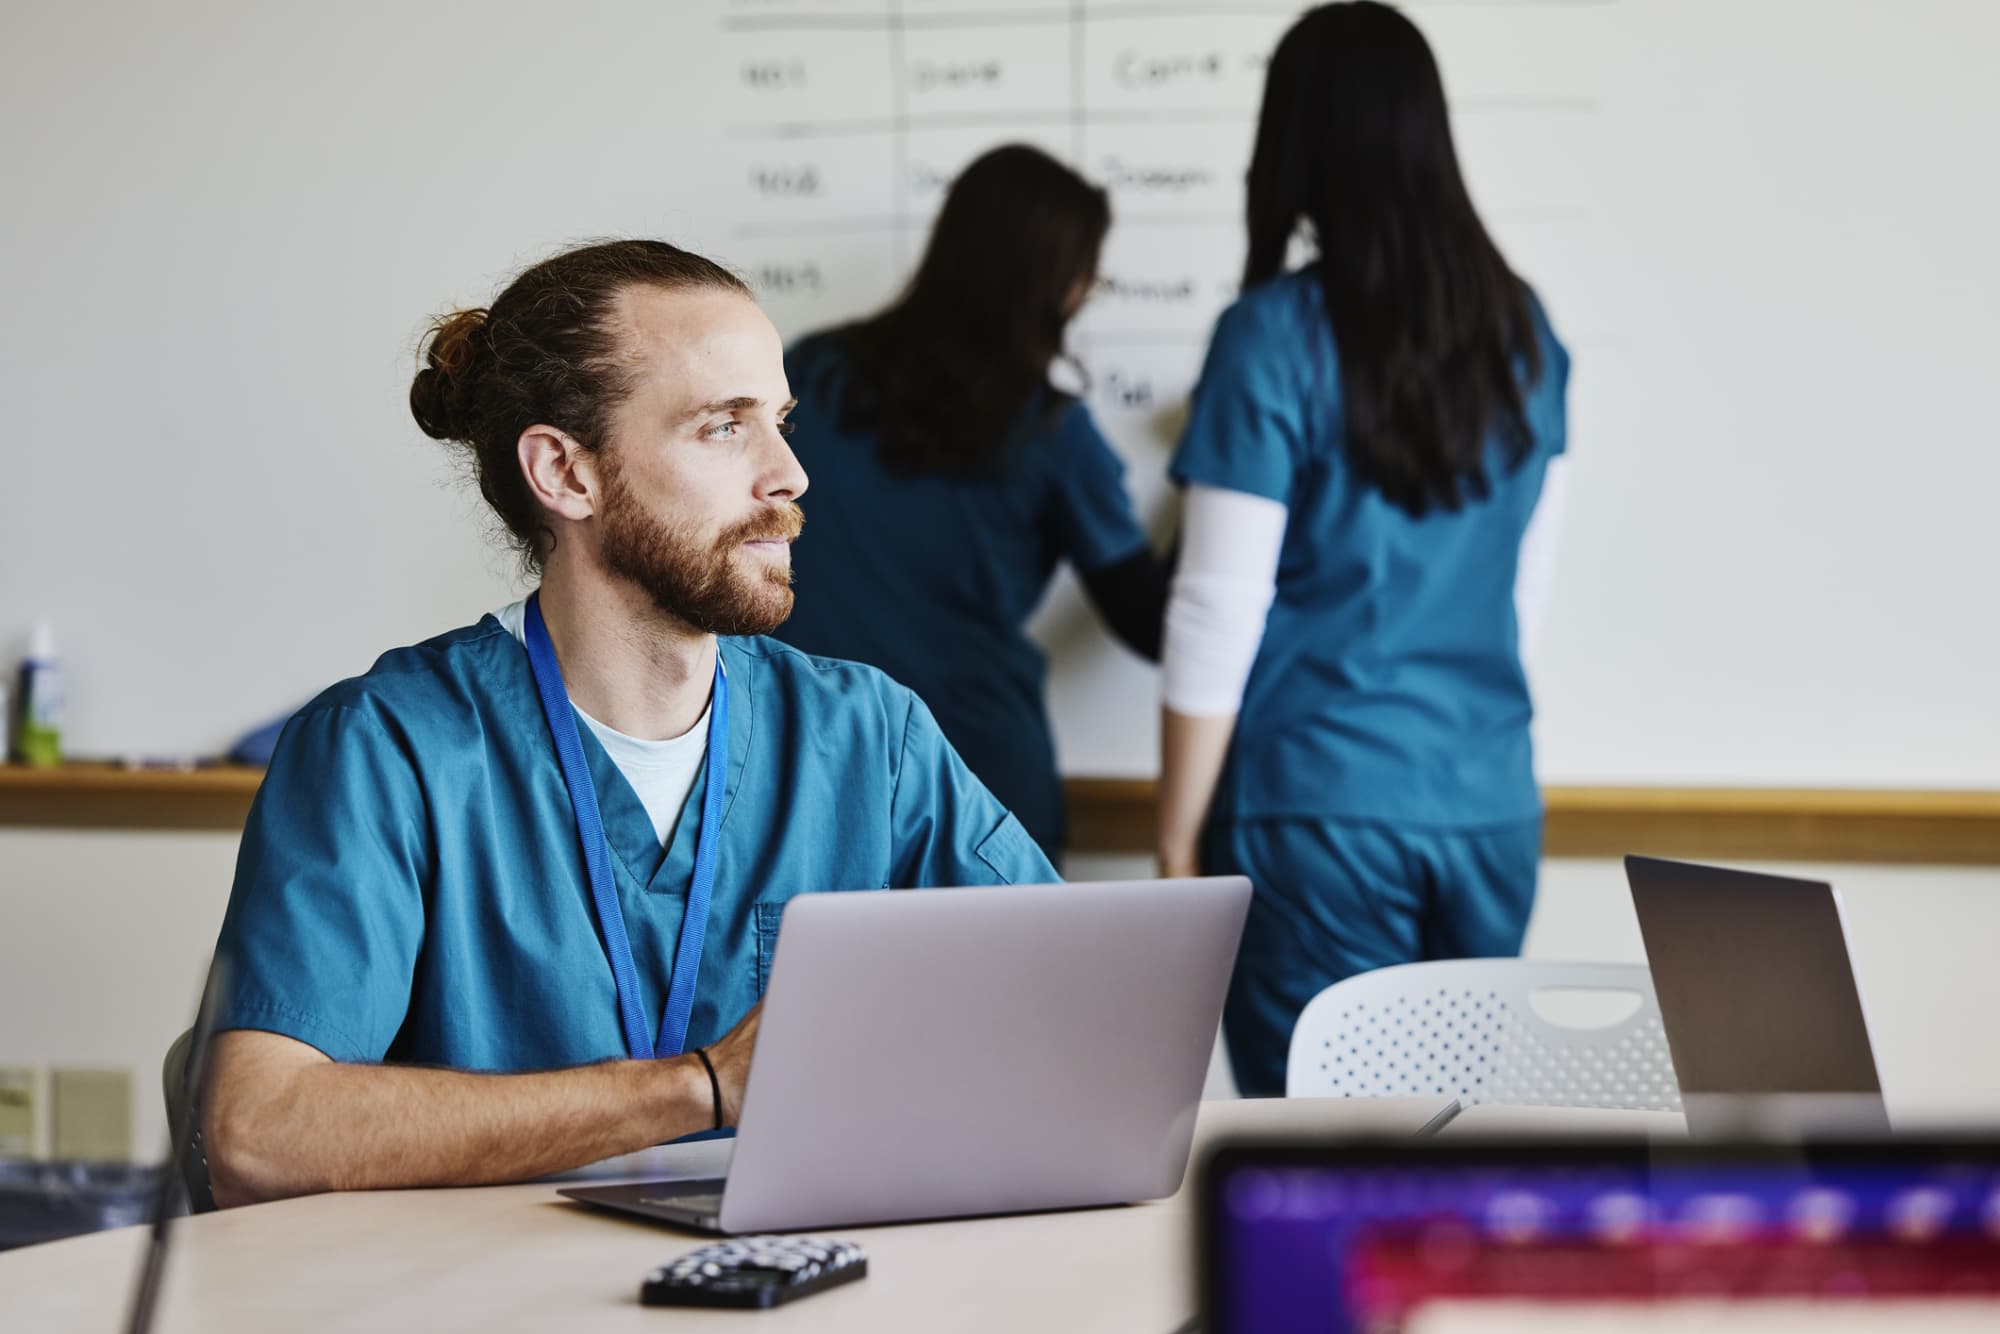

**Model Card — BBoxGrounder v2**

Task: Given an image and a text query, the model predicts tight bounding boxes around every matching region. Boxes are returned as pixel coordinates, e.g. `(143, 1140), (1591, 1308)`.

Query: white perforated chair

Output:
(1285, 959), (1682, 1113)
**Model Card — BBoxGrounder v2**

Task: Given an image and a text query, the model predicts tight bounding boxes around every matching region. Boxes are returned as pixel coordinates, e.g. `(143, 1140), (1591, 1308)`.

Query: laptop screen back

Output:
(1625, 856), (1881, 1098)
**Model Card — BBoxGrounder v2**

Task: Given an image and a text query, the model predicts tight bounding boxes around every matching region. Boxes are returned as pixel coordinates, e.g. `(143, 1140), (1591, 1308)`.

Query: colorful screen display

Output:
(1203, 1142), (2000, 1333)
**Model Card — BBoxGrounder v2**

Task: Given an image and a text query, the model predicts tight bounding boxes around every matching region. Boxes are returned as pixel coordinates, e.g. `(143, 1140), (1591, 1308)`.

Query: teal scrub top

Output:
(772, 332), (1150, 856)
(1171, 269), (1571, 828)
(213, 617), (1055, 1071)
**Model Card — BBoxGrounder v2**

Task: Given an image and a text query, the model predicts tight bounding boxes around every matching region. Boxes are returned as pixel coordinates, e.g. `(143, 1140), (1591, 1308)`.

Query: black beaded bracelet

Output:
(693, 1046), (722, 1131)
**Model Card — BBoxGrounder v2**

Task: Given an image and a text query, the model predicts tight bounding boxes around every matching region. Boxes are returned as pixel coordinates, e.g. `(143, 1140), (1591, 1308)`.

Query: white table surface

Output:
(1437, 1102), (1690, 1139)
(0, 1095), (1454, 1334)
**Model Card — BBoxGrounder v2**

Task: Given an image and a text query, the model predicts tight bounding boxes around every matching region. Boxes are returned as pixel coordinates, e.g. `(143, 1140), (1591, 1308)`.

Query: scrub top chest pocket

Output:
(753, 891), (886, 997)
(754, 900), (787, 997)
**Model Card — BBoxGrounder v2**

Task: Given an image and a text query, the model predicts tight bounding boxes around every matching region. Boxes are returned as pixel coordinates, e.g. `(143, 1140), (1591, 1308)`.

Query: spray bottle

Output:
(14, 620), (64, 767)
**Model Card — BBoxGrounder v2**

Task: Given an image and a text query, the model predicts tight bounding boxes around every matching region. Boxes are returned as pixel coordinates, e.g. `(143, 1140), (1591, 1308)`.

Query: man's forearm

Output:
(206, 1039), (710, 1206)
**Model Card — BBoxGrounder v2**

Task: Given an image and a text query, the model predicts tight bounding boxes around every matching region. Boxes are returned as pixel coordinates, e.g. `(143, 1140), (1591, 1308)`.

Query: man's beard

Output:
(598, 465), (804, 637)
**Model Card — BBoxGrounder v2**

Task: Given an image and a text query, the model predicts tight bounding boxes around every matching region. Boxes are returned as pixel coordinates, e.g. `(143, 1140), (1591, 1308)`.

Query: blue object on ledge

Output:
(226, 710), (299, 767)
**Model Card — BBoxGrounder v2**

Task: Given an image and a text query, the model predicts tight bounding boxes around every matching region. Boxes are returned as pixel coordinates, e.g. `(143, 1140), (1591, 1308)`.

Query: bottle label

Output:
(24, 665), (63, 729)
(17, 662), (62, 767)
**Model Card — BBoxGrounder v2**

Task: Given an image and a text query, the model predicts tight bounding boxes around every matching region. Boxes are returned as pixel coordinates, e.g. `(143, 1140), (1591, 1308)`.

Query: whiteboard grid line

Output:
(729, 98), (1597, 141)
(722, 0), (1617, 32)
(887, 0), (910, 271)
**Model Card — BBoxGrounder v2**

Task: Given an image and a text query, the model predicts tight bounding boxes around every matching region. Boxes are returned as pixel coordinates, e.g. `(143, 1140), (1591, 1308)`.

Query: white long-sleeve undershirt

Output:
(1161, 485), (1288, 717)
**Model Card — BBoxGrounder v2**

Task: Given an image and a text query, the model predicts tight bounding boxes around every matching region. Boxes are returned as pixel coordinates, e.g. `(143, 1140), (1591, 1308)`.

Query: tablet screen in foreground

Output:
(1202, 1142), (2000, 1334)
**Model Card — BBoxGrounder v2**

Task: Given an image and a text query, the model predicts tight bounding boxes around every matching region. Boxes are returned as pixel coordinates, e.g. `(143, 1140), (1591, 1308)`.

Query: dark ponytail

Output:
(835, 145), (1110, 478)
(1247, 2), (1542, 517)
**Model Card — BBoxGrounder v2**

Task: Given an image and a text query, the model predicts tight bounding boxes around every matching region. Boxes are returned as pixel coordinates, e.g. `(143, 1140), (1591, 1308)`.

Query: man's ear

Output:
(517, 425), (599, 524)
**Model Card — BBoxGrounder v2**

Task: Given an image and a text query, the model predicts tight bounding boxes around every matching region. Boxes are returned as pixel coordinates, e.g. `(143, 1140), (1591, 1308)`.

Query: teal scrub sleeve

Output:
(887, 689), (1059, 888)
(1540, 325), (1572, 458)
(1171, 297), (1313, 505)
(213, 703), (430, 1063)
(1522, 286), (1570, 458)
(1048, 402), (1151, 575)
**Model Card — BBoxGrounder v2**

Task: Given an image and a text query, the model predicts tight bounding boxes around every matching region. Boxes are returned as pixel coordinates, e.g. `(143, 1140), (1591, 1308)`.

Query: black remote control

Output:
(640, 1235), (868, 1309)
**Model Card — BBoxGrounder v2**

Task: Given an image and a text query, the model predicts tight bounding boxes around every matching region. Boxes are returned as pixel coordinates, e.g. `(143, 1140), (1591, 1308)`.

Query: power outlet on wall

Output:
(0, 1065), (45, 1157)
(51, 1068), (133, 1163)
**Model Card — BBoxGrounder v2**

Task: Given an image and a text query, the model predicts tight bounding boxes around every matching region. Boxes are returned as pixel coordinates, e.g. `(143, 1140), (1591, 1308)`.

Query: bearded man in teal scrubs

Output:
(202, 240), (1055, 1207)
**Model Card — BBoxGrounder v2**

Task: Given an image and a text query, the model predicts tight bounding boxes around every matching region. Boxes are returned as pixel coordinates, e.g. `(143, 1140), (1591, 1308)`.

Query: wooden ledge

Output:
(2, 766), (1997, 864)
(1066, 778), (2000, 866)
(1537, 785), (2000, 865)
(0, 763), (264, 832)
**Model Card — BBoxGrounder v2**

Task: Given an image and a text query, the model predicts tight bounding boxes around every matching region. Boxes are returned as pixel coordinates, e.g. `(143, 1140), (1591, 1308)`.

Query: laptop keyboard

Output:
(640, 1192), (725, 1216)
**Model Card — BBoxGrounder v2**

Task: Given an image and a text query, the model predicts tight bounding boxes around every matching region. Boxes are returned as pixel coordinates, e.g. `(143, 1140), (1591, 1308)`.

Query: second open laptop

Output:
(560, 875), (1253, 1233)
(1625, 855), (1888, 1135)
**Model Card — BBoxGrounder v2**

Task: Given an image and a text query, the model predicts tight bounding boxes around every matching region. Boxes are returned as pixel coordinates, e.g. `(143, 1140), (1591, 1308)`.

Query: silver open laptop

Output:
(560, 875), (1252, 1233)
(1625, 855), (1889, 1135)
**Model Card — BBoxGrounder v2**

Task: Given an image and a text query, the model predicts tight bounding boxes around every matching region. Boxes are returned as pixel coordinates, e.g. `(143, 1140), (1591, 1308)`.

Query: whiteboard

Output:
(2, 0), (1995, 787)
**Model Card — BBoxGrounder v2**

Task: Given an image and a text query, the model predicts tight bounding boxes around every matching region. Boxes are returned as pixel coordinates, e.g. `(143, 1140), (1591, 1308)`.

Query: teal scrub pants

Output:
(1203, 816), (1542, 1098)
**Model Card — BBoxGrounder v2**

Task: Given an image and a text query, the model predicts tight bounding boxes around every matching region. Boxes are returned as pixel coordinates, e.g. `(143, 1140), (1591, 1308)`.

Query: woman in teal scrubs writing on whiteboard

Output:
(777, 145), (1167, 864)
(1158, 2), (1572, 1096)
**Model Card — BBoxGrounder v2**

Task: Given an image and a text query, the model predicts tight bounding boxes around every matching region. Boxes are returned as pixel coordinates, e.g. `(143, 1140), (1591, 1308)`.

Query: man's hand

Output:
(204, 1028), (726, 1207)
(703, 1002), (762, 1125)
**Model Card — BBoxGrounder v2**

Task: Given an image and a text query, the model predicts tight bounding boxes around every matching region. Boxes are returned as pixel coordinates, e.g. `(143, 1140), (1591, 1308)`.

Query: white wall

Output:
(0, 830), (239, 1157)
(1, 0), (1995, 780)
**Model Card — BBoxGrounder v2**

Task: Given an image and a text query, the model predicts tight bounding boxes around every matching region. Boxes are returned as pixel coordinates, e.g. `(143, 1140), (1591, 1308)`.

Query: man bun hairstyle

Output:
(408, 307), (490, 440)
(409, 239), (752, 574)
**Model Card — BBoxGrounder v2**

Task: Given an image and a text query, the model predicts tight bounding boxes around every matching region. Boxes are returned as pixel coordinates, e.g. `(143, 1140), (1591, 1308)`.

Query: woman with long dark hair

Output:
(1157, 2), (1572, 1095)
(776, 144), (1167, 863)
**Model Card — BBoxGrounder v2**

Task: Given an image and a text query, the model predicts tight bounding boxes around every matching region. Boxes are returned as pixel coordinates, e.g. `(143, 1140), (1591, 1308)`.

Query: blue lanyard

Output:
(522, 592), (727, 1060)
